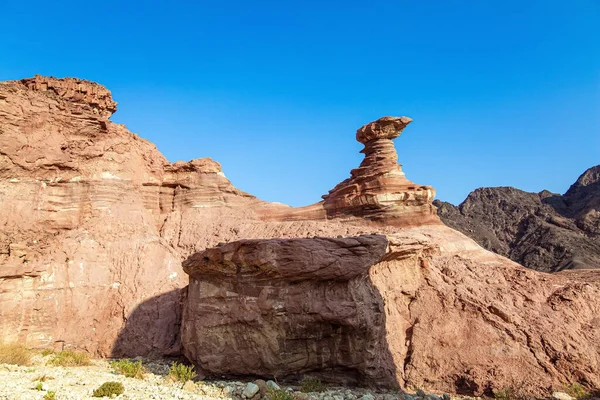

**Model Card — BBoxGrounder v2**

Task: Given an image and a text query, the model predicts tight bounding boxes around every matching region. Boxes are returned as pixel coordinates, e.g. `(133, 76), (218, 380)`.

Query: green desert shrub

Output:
(41, 349), (55, 357)
(92, 381), (124, 397)
(110, 358), (146, 379)
(168, 361), (197, 383)
(49, 350), (91, 366)
(267, 388), (294, 400)
(565, 383), (591, 400)
(0, 343), (32, 365)
(44, 391), (56, 400)
(300, 377), (325, 393)
(34, 382), (44, 391)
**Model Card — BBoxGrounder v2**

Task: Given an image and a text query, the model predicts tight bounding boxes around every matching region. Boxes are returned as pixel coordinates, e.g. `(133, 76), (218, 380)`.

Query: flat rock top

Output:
(10, 75), (117, 117)
(356, 116), (412, 143)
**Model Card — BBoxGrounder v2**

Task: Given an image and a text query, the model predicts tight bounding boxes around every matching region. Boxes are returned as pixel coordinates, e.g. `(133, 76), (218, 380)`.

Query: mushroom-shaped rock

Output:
(322, 116), (437, 226)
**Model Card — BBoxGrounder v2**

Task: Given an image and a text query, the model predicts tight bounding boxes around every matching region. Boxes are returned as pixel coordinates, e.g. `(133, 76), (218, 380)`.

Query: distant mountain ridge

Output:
(434, 165), (600, 272)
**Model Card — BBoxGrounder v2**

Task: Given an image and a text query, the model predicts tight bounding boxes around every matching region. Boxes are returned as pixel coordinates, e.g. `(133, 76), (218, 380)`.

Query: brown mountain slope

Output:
(434, 165), (600, 272)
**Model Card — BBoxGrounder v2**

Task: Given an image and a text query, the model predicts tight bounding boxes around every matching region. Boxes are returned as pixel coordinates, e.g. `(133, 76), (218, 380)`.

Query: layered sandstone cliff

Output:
(0, 76), (438, 357)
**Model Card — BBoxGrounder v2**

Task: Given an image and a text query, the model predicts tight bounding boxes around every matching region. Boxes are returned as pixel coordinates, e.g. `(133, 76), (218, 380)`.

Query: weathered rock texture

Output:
(0, 76), (438, 357)
(182, 225), (600, 395)
(434, 165), (600, 272)
(323, 117), (437, 226)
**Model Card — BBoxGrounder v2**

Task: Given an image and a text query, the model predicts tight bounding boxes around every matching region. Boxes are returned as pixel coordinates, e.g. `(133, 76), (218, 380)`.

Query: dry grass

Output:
(565, 383), (591, 400)
(49, 350), (91, 366)
(0, 343), (32, 366)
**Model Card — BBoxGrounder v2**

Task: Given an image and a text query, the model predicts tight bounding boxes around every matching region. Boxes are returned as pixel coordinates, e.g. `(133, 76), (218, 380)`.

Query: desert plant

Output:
(565, 383), (591, 400)
(49, 350), (91, 366)
(267, 388), (294, 400)
(44, 392), (56, 400)
(34, 382), (44, 391)
(110, 358), (146, 379)
(494, 385), (532, 400)
(168, 361), (197, 383)
(300, 377), (325, 393)
(41, 349), (55, 357)
(0, 343), (32, 365)
(92, 381), (124, 397)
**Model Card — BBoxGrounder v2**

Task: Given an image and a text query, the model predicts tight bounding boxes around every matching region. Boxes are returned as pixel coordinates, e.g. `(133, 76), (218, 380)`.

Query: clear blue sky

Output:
(1, 1), (598, 206)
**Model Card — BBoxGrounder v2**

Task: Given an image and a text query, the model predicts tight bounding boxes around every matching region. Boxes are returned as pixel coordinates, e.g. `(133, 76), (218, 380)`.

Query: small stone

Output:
(182, 380), (196, 393)
(442, 395), (451, 400)
(267, 380), (281, 390)
(552, 392), (575, 400)
(416, 390), (426, 399)
(295, 393), (309, 400)
(333, 395), (344, 400)
(360, 395), (375, 400)
(425, 395), (441, 400)
(324, 396), (334, 400)
(383, 395), (397, 400)
(255, 379), (268, 394)
(403, 394), (416, 400)
(244, 382), (260, 399)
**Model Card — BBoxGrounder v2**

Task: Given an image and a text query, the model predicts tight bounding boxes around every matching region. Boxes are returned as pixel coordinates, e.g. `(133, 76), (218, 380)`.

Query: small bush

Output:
(168, 361), (197, 383)
(300, 377), (325, 393)
(34, 382), (44, 391)
(494, 385), (532, 400)
(44, 392), (56, 400)
(92, 381), (124, 397)
(49, 350), (91, 366)
(41, 349), (55, 357)
(0, 343), (32, 365)
(267, 388), (294, 400)
(565, 383), (591, 400)
(110, 359), (145, 379)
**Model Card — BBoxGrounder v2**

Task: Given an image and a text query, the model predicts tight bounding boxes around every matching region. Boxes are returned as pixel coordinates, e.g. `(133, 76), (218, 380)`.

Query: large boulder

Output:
(181, 225), (600, 395)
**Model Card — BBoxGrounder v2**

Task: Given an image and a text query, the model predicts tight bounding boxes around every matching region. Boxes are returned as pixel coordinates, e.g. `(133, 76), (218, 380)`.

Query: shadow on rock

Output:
(111, 288), (186, 358)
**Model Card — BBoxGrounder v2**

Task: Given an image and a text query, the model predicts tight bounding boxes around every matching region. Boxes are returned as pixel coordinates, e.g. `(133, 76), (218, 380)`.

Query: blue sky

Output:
(1, 0), (598, 206)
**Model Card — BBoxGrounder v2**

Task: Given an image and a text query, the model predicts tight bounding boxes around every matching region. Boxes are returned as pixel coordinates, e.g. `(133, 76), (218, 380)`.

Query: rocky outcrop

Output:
(322, 117), (438, 226)
(434, 165), (600, 272)
(181, 225), (600, 395)
(0, 76), (438, 357)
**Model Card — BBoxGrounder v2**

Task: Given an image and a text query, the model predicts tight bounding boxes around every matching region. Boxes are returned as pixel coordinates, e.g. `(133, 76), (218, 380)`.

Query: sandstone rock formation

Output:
(0, 76), (438, 357)
(322, 117), (437, 226)
(4, 75), (600, 396)
(181, 226), (600, 395)
(434, 165), (600, 272)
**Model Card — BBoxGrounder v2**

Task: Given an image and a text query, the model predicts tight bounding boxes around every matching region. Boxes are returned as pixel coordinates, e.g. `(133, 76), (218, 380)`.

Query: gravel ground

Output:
(0, 356), (470, 400)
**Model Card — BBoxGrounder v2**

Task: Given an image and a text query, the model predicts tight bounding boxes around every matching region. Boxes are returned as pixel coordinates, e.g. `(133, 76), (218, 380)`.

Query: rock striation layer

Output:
(181, 226), (600, 395)
(322, 117), (437, 226)
(434, 165), (600, 272)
